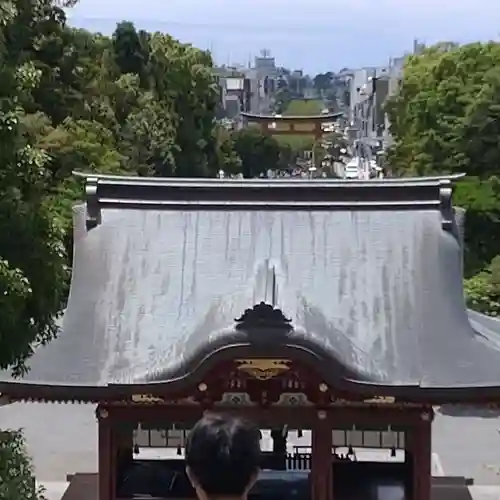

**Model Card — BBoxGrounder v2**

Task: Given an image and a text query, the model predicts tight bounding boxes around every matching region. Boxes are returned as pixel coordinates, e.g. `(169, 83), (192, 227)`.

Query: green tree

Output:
(147, 33), (219, 177)
(465, 256), (500, 316)
(386, 42), (500, 177)
(214, 126), (242, 176)
(112, 22), (149, 85)
(277, 142), (295, 171)
(0, 4), (68, 376)
(0, 2), (66, 494)
(232, 128), (281, 178)
(0, 430), (42, 500)
(274, 86), (292, 114)
(313, 71), (333, 96)
(120, 91), (178, 176)
(386, 41), (500, 312)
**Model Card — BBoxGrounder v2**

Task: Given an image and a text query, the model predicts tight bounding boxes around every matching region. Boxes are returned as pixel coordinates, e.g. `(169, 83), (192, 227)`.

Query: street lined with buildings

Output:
(214, 45), (428, 179)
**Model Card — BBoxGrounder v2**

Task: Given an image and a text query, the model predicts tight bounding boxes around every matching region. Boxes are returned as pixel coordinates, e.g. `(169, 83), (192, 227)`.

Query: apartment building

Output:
(346, 56), (406, 153)
(214, 51), (278, 117)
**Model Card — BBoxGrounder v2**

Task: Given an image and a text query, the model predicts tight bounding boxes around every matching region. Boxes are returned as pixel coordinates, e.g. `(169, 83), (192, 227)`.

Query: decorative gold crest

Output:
(132, 394), (165, 403)
(235, 359), (291, 380)
(329, 395), (396, 406)
(363, 396), (395, 404)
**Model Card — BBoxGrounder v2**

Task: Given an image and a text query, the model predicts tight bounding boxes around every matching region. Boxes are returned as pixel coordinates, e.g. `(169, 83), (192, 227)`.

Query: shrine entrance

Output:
(95, 356), (433, 500)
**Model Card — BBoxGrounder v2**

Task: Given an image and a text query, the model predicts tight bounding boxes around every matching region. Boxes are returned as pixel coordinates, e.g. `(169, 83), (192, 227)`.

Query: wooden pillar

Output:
(270, 427), (287, 470)
(115, 427), (132, 464)
(413, 409), (433, 500)
(97, 405), (113, 500)
(314, 122), (322, 141)
(311, 411), (333, 500)
(403, 421), (417, 500)
(404, 430), (413, 499)
(115, 422), (133, 497)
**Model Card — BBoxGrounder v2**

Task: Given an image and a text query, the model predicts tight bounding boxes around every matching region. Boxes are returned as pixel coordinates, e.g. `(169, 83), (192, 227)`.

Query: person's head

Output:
(185, 413), (261, 500)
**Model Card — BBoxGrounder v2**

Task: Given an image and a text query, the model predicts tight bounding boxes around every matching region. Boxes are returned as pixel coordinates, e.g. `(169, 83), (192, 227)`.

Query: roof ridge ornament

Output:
(85, 176), (101, 230)
(439, 179), (453, 231)
(234, 302), (292, 333)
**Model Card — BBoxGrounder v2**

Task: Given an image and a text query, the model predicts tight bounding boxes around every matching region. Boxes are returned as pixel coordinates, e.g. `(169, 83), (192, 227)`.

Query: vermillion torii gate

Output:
(241, 111), (343, 140)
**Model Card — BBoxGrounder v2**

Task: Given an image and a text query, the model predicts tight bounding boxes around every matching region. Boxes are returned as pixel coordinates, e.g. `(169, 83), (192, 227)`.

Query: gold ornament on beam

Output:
(235, 359), (291, 380)
(363, 396), (395, 404)
(131, 394), (165, 404)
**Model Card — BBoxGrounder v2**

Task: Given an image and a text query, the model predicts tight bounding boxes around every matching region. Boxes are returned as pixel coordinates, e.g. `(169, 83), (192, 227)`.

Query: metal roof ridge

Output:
(78, 173), (464, 231)
(73, 171), (465, 186)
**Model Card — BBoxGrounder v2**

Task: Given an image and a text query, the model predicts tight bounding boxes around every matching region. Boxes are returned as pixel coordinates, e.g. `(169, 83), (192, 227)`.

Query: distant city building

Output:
(344, 48), (414, 155)
(224, 95), (241, 119)
(214, 67), (252, 117)
(214, 49), (279, 116)
(254, 48), (277, 78)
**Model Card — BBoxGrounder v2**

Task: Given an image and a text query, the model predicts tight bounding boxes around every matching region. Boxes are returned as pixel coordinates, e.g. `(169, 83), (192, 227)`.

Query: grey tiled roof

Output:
(3, 176), (500, 392)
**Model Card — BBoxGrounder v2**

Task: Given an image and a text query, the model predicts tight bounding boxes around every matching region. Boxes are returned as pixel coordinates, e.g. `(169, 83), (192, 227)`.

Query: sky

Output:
(67, 0), (500, 73)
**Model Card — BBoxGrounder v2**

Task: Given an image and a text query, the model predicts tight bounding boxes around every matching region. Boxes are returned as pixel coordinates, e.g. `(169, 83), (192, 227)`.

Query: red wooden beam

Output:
(102, 403), (430, 427)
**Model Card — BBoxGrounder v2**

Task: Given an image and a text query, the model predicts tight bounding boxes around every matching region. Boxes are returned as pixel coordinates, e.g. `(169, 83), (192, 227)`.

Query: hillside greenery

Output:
(386, 41), (500, 314)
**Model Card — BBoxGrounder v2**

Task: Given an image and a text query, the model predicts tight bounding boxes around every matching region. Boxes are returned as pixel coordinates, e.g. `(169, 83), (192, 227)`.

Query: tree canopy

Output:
(385, 41), (500, 313)
(232, 128), (282, 178)
(0, 0), (69, 375)
(386, 42), (500, 179)
(0, 430), (41, 500)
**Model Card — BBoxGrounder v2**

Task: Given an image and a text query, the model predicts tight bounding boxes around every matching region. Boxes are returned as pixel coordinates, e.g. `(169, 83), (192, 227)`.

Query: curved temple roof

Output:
(2, 174), (500, 402)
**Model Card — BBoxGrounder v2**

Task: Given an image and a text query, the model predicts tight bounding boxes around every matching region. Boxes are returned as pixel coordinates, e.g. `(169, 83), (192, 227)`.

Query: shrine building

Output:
(1, 174), (500, 500)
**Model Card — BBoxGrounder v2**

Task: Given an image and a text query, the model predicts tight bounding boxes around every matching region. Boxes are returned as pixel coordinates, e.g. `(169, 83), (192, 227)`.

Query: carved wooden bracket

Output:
(439, 179), (453, 231)
(85, 176), (101, 229)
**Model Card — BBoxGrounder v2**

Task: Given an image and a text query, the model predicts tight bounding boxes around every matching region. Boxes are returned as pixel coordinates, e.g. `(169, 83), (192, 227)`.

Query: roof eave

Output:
(4, 379), (500, 405)
(73, 173), (465, 232)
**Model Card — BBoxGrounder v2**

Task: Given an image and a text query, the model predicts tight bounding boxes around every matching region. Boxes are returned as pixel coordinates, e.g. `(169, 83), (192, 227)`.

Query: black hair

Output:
(185, 413), (261, 497)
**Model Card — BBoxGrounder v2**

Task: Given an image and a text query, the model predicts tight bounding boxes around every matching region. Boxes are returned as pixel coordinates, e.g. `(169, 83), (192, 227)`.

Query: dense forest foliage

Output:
(386, 41), (500, 314)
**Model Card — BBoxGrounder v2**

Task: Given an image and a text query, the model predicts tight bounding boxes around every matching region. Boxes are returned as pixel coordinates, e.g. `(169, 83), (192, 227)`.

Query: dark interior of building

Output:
(116, 454), (411, 500)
